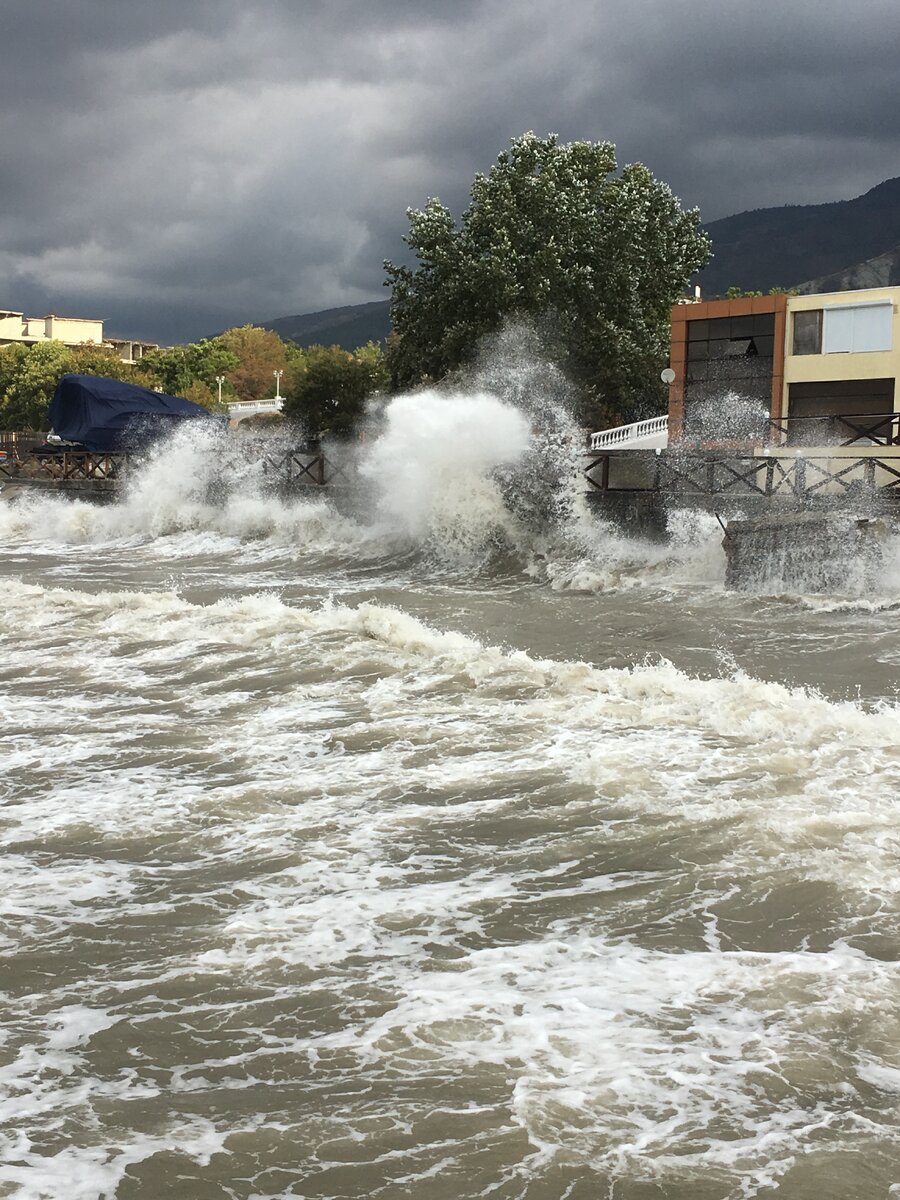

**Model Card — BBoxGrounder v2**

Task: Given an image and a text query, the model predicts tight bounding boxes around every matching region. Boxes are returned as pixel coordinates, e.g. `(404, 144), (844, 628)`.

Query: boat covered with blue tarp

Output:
(48, 374), (220, 452)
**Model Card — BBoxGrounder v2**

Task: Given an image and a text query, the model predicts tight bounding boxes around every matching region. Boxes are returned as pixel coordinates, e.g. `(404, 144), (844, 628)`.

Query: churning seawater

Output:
(2, 391), (900, 1200)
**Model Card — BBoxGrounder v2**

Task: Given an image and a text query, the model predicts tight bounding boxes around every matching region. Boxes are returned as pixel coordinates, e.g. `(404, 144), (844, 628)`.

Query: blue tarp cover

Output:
(48, 374), (218, 452)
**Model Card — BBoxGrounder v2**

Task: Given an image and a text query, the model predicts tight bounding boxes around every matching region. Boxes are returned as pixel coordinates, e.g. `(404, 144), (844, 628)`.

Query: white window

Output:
(822, 302), (893, 354)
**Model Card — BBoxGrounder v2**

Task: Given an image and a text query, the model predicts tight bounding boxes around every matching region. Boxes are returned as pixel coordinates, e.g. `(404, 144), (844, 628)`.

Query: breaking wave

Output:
(2, 578), (900, 1197)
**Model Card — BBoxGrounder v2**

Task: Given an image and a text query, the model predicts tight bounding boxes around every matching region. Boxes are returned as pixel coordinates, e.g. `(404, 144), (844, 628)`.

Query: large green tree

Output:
(219, 325), (290, 403)
(384, 132), (711, 423)
(282, 343), (387, 439)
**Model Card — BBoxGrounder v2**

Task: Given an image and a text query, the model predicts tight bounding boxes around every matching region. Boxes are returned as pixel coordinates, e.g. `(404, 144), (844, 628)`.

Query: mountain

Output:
(795, 243), (900, 294)
(259, 300), (390, 351)
(697, 177), (900, 296)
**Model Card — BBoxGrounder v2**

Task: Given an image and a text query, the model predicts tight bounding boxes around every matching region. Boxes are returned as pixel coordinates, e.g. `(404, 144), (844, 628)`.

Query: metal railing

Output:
(769, 412), (900, 447)
(583, 448), (900, 501)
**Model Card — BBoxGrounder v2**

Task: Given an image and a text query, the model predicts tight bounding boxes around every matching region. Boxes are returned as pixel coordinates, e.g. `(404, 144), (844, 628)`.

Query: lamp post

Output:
(215, 375), (225, 404)
(273, 370), (283, 401)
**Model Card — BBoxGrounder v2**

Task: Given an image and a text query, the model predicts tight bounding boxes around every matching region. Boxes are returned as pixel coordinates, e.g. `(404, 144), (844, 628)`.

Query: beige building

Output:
(670, 285), (900, 449)
(0, 308), (157, 364)
(782, 287), (899, 446)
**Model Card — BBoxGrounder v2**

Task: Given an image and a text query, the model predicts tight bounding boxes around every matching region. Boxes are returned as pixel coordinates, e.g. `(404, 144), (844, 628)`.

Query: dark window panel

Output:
(687, 319), (709, 341)
(730, 316), (754, 338)
(708, 338), (730, 358)
(793, 309), (823, 355)
(754, 335), (775, 357)
(752, 314), (776, 334)
(708, 317), (732, 337)
(687, 341), (708, 360)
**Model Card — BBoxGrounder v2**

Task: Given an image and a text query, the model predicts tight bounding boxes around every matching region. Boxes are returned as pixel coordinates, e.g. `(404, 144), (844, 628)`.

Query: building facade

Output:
(0, 309), (157, 364)
(669, 286), (900, 449)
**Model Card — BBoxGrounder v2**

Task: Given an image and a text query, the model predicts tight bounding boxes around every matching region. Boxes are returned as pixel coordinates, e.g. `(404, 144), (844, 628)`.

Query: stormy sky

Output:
(2, 0), (898, 345)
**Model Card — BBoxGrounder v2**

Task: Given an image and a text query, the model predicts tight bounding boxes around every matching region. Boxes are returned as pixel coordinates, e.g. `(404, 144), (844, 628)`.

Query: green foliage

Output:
(282, 343), (388, 439)
(137, 338), (239, 397)
(0, 341), (141, 430)
(0, 327), (379, 435)
(219, 325), (289, 402)
(0, 342), (71, 430)
(69, 344), (137, 381)
(722, 286), (799, 298)
(384, 131), (711, 424)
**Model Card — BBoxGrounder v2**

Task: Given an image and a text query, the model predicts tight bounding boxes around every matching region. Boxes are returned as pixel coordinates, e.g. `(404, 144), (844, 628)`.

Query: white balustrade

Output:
(590, 415), (668, 450)
(228, 398), (284, 419)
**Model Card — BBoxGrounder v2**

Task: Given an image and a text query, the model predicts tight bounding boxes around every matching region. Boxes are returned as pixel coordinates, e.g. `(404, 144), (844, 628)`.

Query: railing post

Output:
(765, 458), (775, 497)
(865, 458), (877, 496)
(794, 456), (806, 500)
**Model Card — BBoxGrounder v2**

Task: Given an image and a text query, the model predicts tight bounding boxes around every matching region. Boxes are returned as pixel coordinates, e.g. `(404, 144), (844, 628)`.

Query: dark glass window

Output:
(752, 313), (776, 334)
(793, 310), (823, 355)
(687, 319), (709, 340)
(730, 316), (754, 338)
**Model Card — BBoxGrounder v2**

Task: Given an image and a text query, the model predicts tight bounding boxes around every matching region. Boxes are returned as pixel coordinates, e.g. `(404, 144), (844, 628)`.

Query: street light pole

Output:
(215, 375), (225, 404)
(273, 370), (283, 400)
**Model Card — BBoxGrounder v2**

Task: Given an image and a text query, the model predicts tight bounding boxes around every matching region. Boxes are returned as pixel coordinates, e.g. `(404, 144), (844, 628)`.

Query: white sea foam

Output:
(3, 416), (900, 1196)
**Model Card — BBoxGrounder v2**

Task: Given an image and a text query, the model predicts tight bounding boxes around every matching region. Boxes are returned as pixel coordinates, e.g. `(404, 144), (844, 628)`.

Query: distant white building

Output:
(0, 308), (157, 364)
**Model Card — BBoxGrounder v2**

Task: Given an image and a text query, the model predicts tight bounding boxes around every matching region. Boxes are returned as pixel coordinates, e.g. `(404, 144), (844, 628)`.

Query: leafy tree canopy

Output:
(0, 342), (134, 431)
(384, 132), (711, 424)
(136, 337), (239, 399)
(282, 343), (388, 439)
(219, 325), (290, 403)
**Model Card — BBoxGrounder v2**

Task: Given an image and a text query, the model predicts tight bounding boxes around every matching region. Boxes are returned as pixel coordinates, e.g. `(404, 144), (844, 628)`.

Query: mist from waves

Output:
(0, 367), (730, 595)
(3, 359), (900, 604)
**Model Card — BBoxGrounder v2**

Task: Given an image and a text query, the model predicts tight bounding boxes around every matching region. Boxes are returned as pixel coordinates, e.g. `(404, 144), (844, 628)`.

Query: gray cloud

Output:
(1, 0), (898, 343)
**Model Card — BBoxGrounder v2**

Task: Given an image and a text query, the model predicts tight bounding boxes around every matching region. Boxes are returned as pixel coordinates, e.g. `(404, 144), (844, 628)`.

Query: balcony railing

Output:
(590, 415), (668, 450)
(583, 448), (900, 501)
(769, 412), (900, 447)
(228, 398), (284, 418)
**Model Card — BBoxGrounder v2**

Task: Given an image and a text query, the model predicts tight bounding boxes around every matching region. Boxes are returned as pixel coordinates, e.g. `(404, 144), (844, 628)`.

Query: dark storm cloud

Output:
(1, 0), (898, 343)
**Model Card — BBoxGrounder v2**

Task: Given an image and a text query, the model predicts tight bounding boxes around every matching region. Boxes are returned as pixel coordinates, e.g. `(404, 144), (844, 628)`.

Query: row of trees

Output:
(0, 327), (387, 437)
(2, 132), (711, 437)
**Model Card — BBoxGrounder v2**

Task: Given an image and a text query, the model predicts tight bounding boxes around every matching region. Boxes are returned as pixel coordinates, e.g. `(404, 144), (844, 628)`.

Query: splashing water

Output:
(3, 353), (900, 1197)
(360, 390), (531, 551)
(2, 368), (900, 601)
